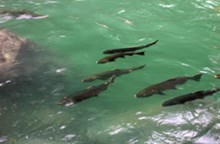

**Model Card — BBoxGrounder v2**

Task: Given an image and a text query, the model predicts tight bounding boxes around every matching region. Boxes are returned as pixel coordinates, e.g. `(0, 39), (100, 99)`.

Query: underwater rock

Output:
(0, 28), (67, 91)
(0, 29), (27, 81)
(0, 28), (48, 82)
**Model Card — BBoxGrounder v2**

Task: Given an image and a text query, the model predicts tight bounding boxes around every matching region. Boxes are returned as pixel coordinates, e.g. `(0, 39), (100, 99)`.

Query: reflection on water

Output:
(84, 100), (220, 144)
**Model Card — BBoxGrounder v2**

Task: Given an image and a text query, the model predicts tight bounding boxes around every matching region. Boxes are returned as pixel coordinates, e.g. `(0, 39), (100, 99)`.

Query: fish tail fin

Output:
(143, 39), (159, 48)
(135, 51), (145, 56)
(191, 73), (203, 81)
(152, 39), (159, 45)
(130, 64), (146, 71)
(213, 87), (220, 92)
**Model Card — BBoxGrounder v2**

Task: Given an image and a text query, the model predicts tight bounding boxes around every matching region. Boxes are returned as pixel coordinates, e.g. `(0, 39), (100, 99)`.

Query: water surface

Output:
(1, 0), (220, 143)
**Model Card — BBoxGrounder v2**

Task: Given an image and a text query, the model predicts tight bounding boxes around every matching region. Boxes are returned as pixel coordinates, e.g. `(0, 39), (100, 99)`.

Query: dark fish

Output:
(59, 76), (115, 106)
(214, 74), (220, 79)
(0, 9), (48, 19)
(82, 64), (145, 82)
(103, 40), (158, 54)
(162, 88), (220, 107)
(135, 73), (203, 98)
(97, 51), (145, 64)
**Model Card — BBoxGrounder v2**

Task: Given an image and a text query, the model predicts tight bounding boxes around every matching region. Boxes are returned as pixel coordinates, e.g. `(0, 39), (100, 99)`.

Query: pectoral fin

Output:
(135, 51), (145, 56)
(158, 91), (165, 95)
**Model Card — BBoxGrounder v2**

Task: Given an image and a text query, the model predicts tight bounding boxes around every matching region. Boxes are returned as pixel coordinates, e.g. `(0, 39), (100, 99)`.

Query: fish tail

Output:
(213, 87), (220, 92)
(151, 39), (159, 45)
(130, 64), (146, 71)
(203, 88), (220, 97)
(143, 39), (159, 47)
(135, 51), (145, 56)
(191, 73), (203, 81)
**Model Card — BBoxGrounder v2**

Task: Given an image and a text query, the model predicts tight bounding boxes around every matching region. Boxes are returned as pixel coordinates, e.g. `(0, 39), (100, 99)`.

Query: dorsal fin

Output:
(87, 85), (96, 89)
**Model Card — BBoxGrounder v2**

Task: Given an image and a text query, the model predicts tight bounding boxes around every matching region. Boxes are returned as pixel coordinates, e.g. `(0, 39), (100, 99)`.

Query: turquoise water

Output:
(1, 0), (220, 143)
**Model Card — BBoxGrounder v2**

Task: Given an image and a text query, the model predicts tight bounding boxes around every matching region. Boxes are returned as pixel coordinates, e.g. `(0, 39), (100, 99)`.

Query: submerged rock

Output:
(0, 28), (66, 89)
(0, 29), (27, 81)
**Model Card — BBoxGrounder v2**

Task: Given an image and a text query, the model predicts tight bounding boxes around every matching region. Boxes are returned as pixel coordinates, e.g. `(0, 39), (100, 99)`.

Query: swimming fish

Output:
(103, 40), (158, 54)
(97, 51), (145, 64)
(82, 64), (145, 82)
(135, 73), (203, 98)
(0, 9), (48, 19)
(162, 88), (220, 107)
(214, 74), (220, 79)
(59, 76), (115, 106)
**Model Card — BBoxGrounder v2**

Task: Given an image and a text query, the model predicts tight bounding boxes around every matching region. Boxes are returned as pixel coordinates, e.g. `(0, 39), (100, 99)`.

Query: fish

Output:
(0, 9), (48, 19)
(59, 76), (115, 106)
(82, 64), (145, 82)
(135, 73), (203, 98)
(97, 51), (145, 64)
(162, 88), (220, 107)
(214, 74), (220, 79)
(103, 40), (158, 54)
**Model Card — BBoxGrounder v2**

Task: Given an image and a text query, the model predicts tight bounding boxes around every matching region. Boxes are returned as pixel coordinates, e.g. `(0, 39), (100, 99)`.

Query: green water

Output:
(1, 0), (220, 143)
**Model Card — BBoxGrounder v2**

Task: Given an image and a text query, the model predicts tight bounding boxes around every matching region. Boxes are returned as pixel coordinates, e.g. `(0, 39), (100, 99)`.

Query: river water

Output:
(1, 0), (220, 144)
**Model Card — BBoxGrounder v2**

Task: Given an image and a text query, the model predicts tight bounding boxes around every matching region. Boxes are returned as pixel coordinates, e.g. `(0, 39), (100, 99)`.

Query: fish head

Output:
(162, 101), (173, 107)
(162, 99), (182, 107)
(58, 97), (74, 106)
(135, 90), (149, 97)
(96, 58), (108, 64)
(135, 89), (158, 97)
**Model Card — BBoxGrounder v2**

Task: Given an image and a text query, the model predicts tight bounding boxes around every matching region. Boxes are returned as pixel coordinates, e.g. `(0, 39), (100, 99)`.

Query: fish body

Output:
(59, 76), (115, 106)
(162, 88), (220, 107)
(103, 40), (158, 54)
(97, 51), (145, 64)
(82, 64), (145, 82)
(135, 73), (203, 97)
(0, 10), (48, 19)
